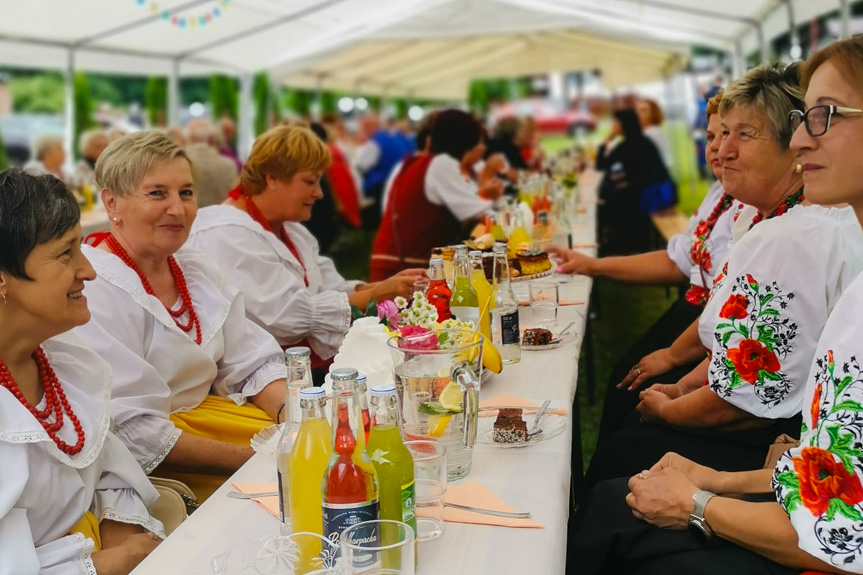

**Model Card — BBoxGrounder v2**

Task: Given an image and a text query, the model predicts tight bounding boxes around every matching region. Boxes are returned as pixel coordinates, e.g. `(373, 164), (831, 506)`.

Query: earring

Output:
(1, 292), (6, 307)
(795, 164), (802, 174)
(112, 216), (119, 224)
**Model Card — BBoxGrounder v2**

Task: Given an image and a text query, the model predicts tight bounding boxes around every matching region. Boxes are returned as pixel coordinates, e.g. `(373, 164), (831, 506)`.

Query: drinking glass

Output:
(340, 520), (415, 575)
(404, 440), (446, 541)
(212, 533), (339, 575)
(411, 278), (430, 296)
(529, 282), (559, 327)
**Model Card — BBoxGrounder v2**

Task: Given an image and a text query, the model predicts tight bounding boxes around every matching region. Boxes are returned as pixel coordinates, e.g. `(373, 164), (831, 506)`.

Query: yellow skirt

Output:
(164, 395), (273, 502)
(69, 512), (102, 552)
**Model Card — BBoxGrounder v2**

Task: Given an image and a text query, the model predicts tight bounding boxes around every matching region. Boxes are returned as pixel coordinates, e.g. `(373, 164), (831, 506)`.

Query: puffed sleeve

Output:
(424, 155), (492, 222)
(665, 221), (696, 277)
(190, 224), (352, 360)
(294, 225), (362, 294)
(0, 445), (96, 575)
(91, 433), (165, 539)
(211, 288), (285, 404)
(73, 310), (180, 474)
(704, 207), (862, 419)
(772, 280), (863, 572)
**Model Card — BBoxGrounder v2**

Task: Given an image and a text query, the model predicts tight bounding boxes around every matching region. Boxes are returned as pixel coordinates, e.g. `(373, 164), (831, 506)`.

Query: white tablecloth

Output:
(131, 173), (598, 575)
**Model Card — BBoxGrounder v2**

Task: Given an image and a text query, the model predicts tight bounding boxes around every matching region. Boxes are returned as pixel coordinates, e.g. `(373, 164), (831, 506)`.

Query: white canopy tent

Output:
(0, 0), (854, 154)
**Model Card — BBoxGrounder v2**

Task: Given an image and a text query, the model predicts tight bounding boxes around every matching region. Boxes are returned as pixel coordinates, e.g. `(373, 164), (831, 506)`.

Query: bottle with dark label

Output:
(490, 242), (521, 364)
(322, 368), (380, 555)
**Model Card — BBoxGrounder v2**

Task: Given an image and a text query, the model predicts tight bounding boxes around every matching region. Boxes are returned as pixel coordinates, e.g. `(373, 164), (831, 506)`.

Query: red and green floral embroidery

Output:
(709, 273), (797, 407)
(772, 350), (863, 567)
(684, 194), (734, 308)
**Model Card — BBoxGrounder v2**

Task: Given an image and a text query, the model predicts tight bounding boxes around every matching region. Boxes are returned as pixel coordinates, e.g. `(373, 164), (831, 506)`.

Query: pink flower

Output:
(398, 325), (439, 351)
(377, 299), (401, 328)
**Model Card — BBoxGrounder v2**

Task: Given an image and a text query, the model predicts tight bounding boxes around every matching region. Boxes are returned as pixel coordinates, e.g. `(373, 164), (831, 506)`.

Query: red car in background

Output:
(490, 98), (596, 136)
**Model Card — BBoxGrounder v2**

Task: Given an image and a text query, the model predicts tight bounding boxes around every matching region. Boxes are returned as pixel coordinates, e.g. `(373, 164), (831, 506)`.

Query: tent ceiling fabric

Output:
(0, 0), (847, 96)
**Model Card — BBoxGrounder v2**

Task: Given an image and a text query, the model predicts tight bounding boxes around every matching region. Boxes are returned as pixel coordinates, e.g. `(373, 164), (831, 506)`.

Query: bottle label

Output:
(276, 468), (286, 523)
(401, 481), (417, 532)
(501, 311), (520, 345)
(323, 499), (380, 567)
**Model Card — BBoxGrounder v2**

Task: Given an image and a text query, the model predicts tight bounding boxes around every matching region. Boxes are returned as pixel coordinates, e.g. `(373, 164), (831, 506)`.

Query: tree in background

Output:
(283, 87), (313, 118)
(10, 73), (65, 113)
(73, 73), (94, 160)
(0, 128), (8, 170)
(253, 72), (270, 136)
(210, 74), (238, 121)
(392, 97), (408, 120)
(146, 77), (168, 127)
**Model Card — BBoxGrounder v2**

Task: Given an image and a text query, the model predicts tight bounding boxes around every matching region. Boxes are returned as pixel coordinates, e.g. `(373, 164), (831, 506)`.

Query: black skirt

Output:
(569, 477), (798, 575)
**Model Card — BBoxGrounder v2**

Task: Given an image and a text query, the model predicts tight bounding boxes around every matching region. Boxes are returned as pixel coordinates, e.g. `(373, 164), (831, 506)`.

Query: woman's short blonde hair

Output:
(240, 125), (331, 195)
(95, 131), (190, 196)
(706, 89), (724, 118)
(718, 63), (804, 149)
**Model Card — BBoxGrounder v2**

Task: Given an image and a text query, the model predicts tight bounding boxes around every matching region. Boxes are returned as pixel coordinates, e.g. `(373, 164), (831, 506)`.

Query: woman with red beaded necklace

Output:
(74, 132), (288, 501)
(0, 170), (164, 575)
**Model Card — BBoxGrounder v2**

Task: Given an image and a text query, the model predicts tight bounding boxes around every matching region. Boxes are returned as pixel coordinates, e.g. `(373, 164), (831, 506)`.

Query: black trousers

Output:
(598, 296), (703, 440)
(569, 478), (798, 575)
(584, 415), (802, 494)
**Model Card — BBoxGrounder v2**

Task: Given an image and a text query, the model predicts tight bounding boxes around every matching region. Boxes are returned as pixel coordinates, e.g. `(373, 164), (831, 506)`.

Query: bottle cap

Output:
(370, 383), (397, 397)
(284, 346), (311, 359)
(468, 250), (482, 257)
(331, 367), (359, 382)
(455, 245), (469, 255)
(299, 388), (326, 400)
(492, 242), (507, 253)
(356, 371), (367, 384)
(429, 258), (443, 265)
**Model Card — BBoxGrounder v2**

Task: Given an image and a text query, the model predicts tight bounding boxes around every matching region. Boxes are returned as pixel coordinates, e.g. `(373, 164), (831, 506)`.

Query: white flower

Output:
(394, 296), (408, 309)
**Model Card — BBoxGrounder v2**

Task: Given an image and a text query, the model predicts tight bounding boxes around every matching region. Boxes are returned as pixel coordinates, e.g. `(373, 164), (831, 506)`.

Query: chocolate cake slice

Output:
(522, 328), (553, 346)
(493, 408), (528, 443)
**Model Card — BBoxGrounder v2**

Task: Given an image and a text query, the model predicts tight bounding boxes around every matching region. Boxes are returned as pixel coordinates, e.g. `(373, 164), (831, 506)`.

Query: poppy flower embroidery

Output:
(709, 274), (797, 407)
(772, 350), (863, 567)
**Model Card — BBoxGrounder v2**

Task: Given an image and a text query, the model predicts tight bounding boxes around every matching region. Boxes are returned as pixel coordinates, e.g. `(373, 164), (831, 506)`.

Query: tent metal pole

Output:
(840, 0), (851, 39)
(785, 0), (800, 59)
(733, 40), (745, 79)
(64, 49), (75, 165)
(168, 58), (181, 128)
(238, 72), (253, 160)
(756, 22), (769, 63)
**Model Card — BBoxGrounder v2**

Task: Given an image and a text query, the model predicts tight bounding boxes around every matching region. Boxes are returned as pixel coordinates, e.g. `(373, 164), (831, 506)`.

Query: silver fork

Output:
(444, 502), (531, 518)
(528, 400), (552, 436)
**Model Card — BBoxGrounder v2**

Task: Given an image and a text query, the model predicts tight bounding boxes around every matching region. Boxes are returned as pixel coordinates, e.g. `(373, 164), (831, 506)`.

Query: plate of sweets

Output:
(520, 327), (571, 350)
(477, 407), (567, 448)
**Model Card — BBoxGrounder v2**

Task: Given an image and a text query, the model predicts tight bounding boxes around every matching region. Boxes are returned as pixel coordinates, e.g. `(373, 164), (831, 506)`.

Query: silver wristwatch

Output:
(689, 490), (717, 543)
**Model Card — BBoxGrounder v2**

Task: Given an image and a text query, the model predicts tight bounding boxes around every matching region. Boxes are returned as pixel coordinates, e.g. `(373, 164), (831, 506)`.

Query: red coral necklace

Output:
(750, 189), (805, 228)
(105, 234), (202, 345)
(0, 348), (85, 455)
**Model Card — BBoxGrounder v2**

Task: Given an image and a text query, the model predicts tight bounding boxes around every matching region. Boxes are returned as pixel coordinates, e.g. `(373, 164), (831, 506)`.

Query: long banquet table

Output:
(131, 173), (599, 575)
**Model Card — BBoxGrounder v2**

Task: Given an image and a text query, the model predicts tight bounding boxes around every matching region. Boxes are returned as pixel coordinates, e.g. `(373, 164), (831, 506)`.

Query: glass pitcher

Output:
(387, 328), (481, 481)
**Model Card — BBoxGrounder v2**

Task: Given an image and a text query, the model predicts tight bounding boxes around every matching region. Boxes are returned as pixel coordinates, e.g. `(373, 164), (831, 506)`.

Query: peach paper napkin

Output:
(478, 394), (568, 418)
(232, 482), (280, 519)
(417, 481), (542, 529)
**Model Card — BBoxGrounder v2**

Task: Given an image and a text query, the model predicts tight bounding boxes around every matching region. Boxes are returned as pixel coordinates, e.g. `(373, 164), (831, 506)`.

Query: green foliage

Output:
(180, 77), (210, 107)
(11, 73), (65, 113)
(320, 90), (337, 115)
(467, 78), (516, 113)
(73, 74), (94, 160)
(393, 98), (408, 120)
(365, 95), (381, 112)
(253, 72), (271, 136)
(283, 87), (313, 118)
(209, 75), (238, 121)
(146, 77), (168, 127)
(0, 127), (8, 170)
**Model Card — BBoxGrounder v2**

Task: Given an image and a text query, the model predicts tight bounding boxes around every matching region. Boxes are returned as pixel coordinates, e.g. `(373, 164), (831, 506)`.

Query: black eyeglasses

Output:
(789, 104), (863, 137)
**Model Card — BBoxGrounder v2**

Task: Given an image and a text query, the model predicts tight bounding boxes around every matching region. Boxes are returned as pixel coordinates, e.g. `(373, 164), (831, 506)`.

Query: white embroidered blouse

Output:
(699, 205), (863, 419)
(0, 331), (164, 575)
(73, 245), (284, 474)
(187, 205), (361, 360)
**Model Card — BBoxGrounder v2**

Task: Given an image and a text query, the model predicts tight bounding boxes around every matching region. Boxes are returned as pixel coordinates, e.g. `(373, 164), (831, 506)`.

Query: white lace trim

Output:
(71, 532), (97, 575)
(143, 427), (182, 475)
(100, 511), (166, 540)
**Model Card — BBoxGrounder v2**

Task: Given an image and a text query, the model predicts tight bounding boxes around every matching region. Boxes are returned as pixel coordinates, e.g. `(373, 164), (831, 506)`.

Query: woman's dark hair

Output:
(415, 111), (438, 152)
(614, 109), (643, 140)
(309, 122), (328, 143)
(0, 169), (80, 280)
(429, 109), (485, 161)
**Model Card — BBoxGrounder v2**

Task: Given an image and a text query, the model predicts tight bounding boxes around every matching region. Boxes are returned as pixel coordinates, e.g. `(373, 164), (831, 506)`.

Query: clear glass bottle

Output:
(490, 242), (521, 364)
(449, 246), (479, 327)
(276, 346), (313, 534)
(356, 371), (371, 444)
(322, 368), (380, 546)
(426, 258), (452, 322)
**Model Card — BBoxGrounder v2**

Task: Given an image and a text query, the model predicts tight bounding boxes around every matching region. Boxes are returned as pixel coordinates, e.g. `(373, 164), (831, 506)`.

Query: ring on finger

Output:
(634, 366), (642, 376)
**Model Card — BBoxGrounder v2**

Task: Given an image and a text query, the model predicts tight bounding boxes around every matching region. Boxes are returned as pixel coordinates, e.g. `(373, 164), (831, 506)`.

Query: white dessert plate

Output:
(511, 269), (554, 283)
(477, 413), (567, 448)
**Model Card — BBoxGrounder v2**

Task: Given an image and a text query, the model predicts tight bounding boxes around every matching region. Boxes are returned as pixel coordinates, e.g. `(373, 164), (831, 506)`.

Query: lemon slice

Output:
(427, 414), (452, 437)
(438, 382), (463, 412)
